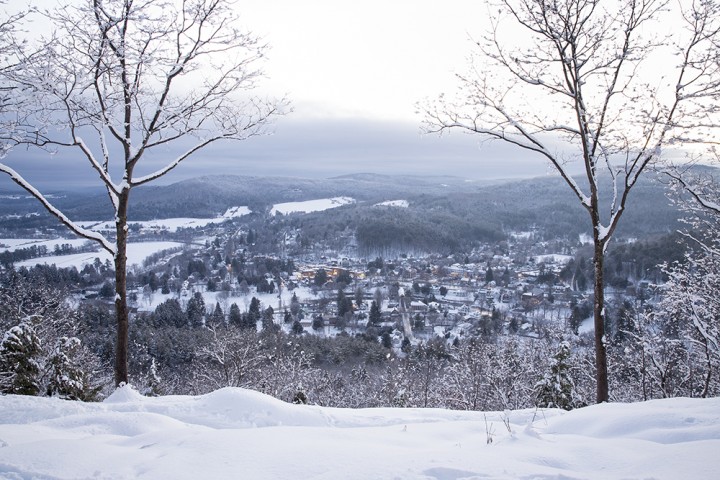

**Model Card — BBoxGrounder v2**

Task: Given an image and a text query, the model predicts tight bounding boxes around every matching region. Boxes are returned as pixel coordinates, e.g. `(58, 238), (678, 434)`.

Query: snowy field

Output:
(533, 254), (574, 264)
(13, 241), (185, 270)
(76, 212), (250, 233)
(270, 197), (355, 215)
(0, 388), (718, 479)
(135, 284), (317, 315)
(0, 238), (90, 253)
(71, 197), (356, 232)
(375, 199), (410, 208)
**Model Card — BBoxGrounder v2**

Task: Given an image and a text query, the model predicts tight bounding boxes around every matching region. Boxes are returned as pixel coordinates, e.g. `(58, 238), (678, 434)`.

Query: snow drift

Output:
(0, 387), (718, 479)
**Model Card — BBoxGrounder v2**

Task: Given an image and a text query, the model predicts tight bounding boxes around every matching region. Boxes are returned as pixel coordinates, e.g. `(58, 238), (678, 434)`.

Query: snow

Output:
(14, 241), (185, 269)
(138, 284), (315, 315)
(74, 200), (341, 232)
(76, 215), (248, 233)
(511, 231), (534, 240)
(534, 254), (573, 264)
(0, 238), (90, 253)
(374, 199), (409, 208)
(0, 388), (718, 479)
(221, 206), (251, 218)
(270, 197), (355, 215)
(579, 315), (595, 334)
(579, 233), (593, 244)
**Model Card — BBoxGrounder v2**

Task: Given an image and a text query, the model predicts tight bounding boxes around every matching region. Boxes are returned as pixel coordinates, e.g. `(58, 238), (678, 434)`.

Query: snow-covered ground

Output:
(270, 197), (355, 215)
(0, 238), (90, 253)
(0, 388), (717, 479)
(14, 241), (185, 270)
(375, 199), (409, 208)
(135, 284), (316, 315)
(76, 215), (247, 233)
(72, 198), (352, 232)
(534, 254), (573, 264)
(72, 206), (250, 234)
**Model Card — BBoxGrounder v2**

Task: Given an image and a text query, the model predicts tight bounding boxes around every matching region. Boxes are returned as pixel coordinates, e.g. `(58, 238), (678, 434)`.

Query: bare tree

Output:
(425, 0), (720, 403)
(659, 167), (720, 397)
(0, 0), (286, 386)
(0, 1), (31, 157)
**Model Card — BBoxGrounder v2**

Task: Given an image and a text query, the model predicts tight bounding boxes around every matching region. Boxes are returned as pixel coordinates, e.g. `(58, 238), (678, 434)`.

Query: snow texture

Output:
(270, 197), (355, 215)
(374, 199), (410, 208)
(0, 238), (90, 253)
(0, 387), (718, 479)
(13, 241), (184, 269)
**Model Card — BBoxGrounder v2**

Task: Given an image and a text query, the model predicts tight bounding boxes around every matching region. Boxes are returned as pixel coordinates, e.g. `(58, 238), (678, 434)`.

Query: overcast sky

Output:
(1, 0), (554, 191)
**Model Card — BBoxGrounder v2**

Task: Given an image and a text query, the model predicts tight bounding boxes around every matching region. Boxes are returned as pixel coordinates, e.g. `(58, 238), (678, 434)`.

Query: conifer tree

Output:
(369, 300), (382, 326)
(228, 303), (242, 328)
(0, 319), (42, 396)
(186, 292), (206, 328)
(248, 297), (261, 324)
(208, 302), (225, 327)
(46, 336), (99, 401)
(536, 341), (580, 410)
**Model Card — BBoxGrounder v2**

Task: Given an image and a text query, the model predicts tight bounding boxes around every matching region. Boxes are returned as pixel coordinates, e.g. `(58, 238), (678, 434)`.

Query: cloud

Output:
(154, 117), (554, 181)
(0, 117), (553, 192)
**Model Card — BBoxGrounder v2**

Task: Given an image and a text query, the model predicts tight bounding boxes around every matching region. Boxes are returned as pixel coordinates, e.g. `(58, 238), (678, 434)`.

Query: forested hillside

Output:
(1, 172), (682, 249)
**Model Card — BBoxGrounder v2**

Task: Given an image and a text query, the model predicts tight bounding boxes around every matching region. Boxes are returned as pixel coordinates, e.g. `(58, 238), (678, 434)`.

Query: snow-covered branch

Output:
(665, 168), (720, 215)
(0, 163), (115, 254)
(0, 0), (285, 386)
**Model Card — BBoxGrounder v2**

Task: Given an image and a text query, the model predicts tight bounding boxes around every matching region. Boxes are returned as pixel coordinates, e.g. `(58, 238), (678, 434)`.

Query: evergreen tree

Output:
(613, 299), (636, 344)
(153, 298), (186, 327)
(536, 341), (580, 410)
(369, 300), (382, 326)
(354, 286), (364, 309)
(144, 357), (163, 397)
(228, 303), (242, 327)
(248, 297), (261, 325)
(186, 292), (206, 328)
(262, 306), (275, 330)
(337, 289), (353, 318)
(291, 320), (304, 335)
(99, 280), (115, 299)
(485, 266), (494, 283)
(147, 272), (160, 292)
(208, 302), (224, 326)
(0, 319), (42, 396)
(46, 336), (99, 401)
(312, 315), (324, 331)
(290, 292), (301, 319)
(336, 269), (352, 286)
(314, 268), (328, 287)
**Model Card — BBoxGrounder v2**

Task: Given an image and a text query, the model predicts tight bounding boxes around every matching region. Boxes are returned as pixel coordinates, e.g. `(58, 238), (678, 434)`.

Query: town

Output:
(1, 173), (689, 411)
(2, 194), (669, 350)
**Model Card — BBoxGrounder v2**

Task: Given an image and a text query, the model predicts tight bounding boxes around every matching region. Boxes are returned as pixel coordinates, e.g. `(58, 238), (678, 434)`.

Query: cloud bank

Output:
(0, 117), (554, 192)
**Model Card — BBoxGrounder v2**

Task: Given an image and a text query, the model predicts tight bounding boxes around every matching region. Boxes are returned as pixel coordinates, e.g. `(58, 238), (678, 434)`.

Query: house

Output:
(409, 301), (428, 313)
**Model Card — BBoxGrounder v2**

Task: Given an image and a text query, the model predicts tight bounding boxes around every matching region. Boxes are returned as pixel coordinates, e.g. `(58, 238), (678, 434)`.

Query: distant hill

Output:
(0, 170), (691, 243)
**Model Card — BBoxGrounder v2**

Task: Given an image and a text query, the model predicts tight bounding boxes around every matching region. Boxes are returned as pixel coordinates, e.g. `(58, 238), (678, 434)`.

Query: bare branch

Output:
(0, 0), (285, 386)
(0, 163), (115, 254)
(424, 0), (720, 403)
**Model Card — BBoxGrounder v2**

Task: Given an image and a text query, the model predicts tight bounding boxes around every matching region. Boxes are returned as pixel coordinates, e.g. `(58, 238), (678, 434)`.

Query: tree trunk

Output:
(114, 192), (130, 386)
(593, 238), (609, 403)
